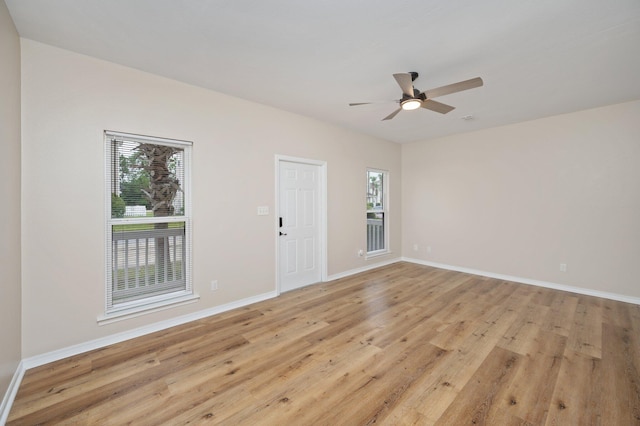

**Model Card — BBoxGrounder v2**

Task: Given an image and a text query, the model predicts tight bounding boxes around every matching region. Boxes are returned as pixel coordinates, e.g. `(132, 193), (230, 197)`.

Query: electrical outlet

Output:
(413, 243), (419, 251)
(358, 249), (364, 257)
(560, 263), (567, 272)
(211, 280), (219, 291)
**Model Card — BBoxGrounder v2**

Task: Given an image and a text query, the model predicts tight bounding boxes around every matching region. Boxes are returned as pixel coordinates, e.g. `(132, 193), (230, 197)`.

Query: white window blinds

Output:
(105, 131), (193, 315)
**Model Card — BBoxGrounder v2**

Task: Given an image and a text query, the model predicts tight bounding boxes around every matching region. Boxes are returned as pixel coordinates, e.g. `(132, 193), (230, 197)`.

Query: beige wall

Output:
(402, 100), (640, 298)
(0, 0), (22, 397)
(20, 39), (401, 357)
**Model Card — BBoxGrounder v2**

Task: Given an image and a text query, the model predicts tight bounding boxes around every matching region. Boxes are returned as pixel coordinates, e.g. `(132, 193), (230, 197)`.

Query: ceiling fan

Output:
(350, 72), (483, 121)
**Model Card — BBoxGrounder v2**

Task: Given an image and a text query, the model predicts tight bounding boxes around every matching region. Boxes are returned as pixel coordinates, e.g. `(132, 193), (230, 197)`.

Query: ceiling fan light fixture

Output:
(401, 98), (422, 111)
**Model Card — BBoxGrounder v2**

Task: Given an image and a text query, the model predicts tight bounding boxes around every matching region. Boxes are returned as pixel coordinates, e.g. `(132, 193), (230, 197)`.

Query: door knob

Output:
(279, 231), (287, 236)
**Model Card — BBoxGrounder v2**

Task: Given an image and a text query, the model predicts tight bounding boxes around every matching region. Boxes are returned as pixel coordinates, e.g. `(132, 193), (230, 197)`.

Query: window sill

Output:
(365, 250), (391, 260)
(97, 293), (200, 325)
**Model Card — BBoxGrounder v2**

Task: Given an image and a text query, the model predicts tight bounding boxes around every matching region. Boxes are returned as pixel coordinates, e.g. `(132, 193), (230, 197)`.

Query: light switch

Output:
(257, 206), (269, 216)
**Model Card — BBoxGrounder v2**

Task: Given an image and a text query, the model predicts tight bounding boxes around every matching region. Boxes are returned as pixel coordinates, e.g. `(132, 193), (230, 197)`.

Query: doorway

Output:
(276, 156), (327, 293)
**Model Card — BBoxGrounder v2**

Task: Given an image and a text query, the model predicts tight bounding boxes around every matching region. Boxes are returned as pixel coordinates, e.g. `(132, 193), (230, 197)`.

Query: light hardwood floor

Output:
(8, 262), (640, 425)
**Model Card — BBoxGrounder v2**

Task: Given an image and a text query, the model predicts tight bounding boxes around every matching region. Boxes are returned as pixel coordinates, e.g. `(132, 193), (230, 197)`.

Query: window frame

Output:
(366, 168), (389, 257)
(102, 131), (196, 323)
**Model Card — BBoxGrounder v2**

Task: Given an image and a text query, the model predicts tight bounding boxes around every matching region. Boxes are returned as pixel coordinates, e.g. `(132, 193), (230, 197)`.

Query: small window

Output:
(366, 169), (388, 255)
(105, 131), (193, 318)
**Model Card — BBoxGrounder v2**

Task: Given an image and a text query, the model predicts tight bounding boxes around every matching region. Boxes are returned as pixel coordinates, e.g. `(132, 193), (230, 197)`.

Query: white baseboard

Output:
(0, 360), (26, 425)
(402, 257), (640, 306)
(22, 290), (278, 371)
(326, 257), (402, 282)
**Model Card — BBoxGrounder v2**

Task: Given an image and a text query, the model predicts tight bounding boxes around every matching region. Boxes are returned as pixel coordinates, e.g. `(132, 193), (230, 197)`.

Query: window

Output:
(104, 131), (194, 319)
(366, 169), (388, 255)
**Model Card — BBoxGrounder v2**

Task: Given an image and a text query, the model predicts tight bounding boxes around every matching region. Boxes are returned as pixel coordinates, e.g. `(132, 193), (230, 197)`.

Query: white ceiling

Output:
(6, 0), (640, 143)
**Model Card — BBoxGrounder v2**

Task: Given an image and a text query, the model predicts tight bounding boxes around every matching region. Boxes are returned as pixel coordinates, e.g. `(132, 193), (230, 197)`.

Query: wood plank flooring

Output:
(8, 262), (640, 425)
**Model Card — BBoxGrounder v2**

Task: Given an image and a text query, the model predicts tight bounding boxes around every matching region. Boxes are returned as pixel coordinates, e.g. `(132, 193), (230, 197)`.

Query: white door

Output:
(278, 160), (322, 292)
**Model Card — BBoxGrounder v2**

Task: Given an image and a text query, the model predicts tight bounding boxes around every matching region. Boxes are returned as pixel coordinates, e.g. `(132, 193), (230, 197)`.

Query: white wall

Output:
(0, 0), (22, 398)
(402, 100), (640, 298)
(20, 39), (401, 357)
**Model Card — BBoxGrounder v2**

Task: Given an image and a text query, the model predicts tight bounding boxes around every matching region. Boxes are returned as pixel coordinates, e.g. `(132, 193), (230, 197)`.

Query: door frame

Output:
(275, 155), (328, 295)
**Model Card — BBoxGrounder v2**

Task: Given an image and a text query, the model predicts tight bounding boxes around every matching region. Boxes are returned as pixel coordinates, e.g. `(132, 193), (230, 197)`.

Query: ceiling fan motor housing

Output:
(400, 90), (426, 102)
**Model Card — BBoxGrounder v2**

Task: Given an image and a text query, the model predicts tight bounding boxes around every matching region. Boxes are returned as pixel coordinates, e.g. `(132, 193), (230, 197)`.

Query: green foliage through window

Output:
(111, 193), (125, 218)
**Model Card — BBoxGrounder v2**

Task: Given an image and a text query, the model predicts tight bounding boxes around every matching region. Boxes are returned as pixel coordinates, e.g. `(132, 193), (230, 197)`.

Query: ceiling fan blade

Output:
(421, 99), (455, 114)
(393, 73), (415, 98)
(424, 77), (483, 99)
(348, 100), (392, 106)
(382, 108), (402, 121)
